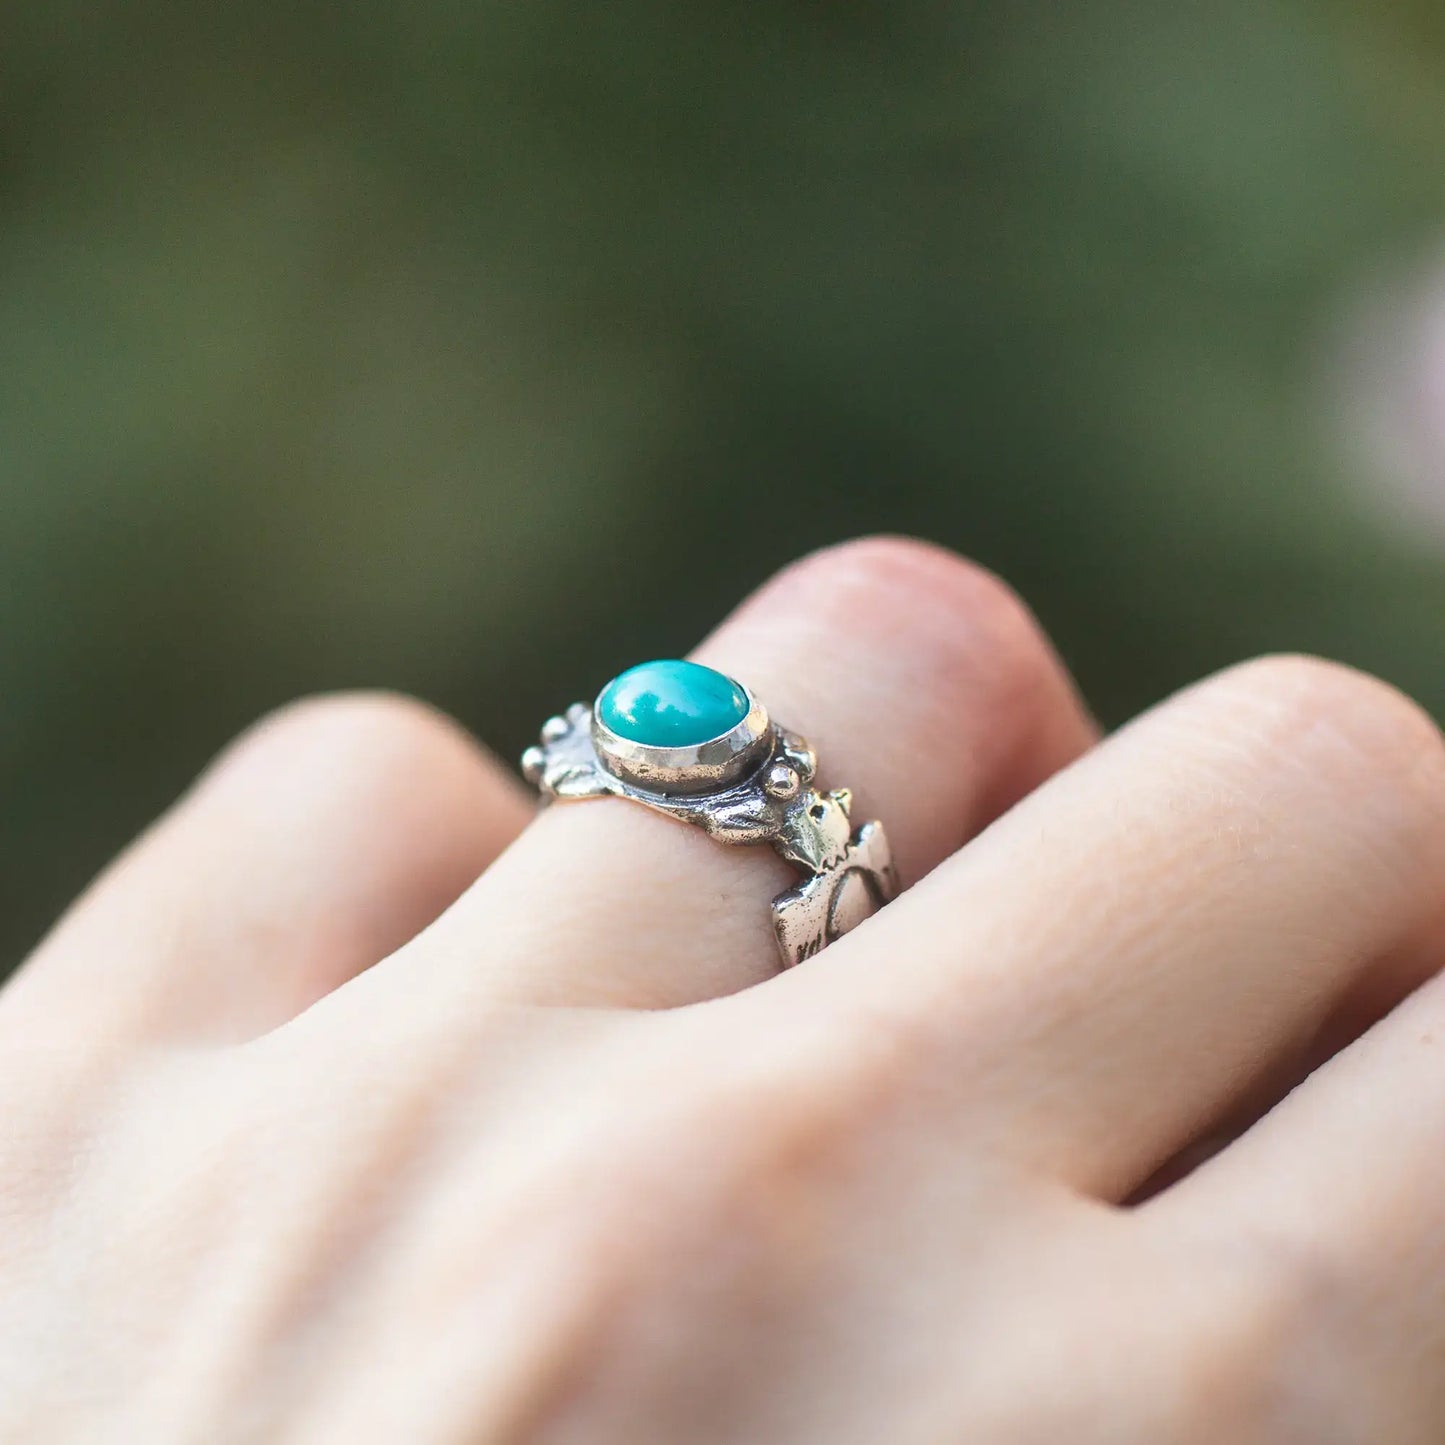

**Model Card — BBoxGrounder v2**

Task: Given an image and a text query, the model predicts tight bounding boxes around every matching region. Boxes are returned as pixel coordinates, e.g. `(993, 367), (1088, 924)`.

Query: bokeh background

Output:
(5, 1), (1445, 968)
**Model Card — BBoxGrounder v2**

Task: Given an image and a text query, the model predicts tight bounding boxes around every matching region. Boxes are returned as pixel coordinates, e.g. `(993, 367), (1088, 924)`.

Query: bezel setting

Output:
(590, 685), (772, 795)
(522, 671), (897, 966)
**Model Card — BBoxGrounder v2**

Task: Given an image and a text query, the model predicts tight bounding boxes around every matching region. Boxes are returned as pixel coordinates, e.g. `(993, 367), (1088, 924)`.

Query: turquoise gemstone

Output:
(597, 660), (749, 748)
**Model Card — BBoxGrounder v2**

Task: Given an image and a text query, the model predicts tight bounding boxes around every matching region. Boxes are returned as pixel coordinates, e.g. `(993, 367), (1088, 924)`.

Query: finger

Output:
(761, 655), (1445, 1199)
(1145, 970), (1445, 1426)
(5, 693), (532, 1046)
(389, 537), (1097, 1009)
(1158, 965), (1445, 1232)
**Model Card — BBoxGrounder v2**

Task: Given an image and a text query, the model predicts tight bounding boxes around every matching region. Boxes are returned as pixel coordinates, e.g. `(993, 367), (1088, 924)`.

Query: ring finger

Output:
(388, 536), (1097, 1009)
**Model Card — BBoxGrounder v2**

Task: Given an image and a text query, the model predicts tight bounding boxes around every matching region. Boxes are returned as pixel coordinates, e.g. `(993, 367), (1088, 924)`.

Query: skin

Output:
(2, 535), (1444, 1442)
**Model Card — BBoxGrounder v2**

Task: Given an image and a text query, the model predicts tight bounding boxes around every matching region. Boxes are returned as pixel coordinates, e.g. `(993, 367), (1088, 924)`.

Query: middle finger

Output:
(762, 654), (1445, 1199)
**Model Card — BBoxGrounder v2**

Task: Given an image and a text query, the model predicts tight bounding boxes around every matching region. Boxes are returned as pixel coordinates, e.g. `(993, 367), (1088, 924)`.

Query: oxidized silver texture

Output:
(522, 685), (898, 966)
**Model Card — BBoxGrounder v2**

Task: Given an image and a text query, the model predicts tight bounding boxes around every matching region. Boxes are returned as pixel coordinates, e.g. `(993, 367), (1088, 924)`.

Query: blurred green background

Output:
(4, 1), (1445, 968)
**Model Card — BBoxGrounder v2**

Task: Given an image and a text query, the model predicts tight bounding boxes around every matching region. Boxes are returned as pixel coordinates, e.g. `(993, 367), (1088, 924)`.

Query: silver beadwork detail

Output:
(525, 699), (897, 966)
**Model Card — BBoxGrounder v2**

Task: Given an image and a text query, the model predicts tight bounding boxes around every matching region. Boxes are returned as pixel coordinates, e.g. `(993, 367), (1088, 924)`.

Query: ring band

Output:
(522, 659), (898, 966)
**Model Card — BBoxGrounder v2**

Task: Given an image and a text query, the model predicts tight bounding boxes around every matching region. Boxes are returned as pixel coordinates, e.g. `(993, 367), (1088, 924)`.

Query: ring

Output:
(522, 659), (898, 966)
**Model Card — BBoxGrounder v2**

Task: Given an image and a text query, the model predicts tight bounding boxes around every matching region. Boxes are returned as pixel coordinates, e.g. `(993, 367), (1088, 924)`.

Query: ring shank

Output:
(525, 698), (897, 965)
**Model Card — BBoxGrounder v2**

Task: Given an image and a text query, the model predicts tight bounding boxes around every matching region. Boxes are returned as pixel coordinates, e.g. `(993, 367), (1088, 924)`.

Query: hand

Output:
(4, 537), (1443, 1443)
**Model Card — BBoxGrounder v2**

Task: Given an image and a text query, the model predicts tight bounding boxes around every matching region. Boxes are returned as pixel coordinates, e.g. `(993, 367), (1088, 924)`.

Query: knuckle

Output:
(1211, 654), (1445, 803)
(430, 1063), (851, 1429)
(1161, 1232), (1364, 1443)
(1166, 1332), (1282, 1442)
(226, 691), (481, 784)
(1157, 1312), (1286, 1440)
(790, 534), (1029, 631)
(606, 1041), (854, 1265)
(777, 534), (1064, 695)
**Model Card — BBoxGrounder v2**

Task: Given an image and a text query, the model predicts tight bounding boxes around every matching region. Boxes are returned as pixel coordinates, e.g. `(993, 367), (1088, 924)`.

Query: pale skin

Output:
(4, 536), (1445, 1442)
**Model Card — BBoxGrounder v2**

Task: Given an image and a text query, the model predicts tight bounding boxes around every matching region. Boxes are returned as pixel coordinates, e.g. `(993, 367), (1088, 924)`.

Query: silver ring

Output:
(522, 659), (898, 966)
